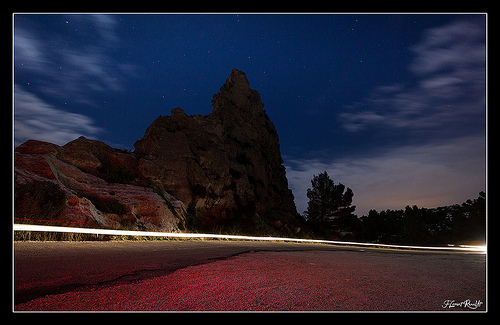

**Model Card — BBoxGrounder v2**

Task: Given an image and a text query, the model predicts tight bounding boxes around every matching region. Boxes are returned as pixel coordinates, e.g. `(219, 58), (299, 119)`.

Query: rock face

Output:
(14, 69), (301, 235)
(15, 137), (183, 232)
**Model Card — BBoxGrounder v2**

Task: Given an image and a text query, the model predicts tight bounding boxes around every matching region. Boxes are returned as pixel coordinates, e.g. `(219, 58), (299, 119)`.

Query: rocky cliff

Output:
(14, 69), (302, 235)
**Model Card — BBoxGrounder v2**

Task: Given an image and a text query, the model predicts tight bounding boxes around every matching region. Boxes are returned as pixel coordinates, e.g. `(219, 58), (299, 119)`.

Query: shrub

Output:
(100, 165), (136, 184)
(191, 184), (207, 198)
(85, 195), (127, 215)
(15, 181), (66, 222)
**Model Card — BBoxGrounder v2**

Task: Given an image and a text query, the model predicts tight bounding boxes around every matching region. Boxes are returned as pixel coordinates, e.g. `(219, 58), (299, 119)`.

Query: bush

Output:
(15, 181), (67, 222)
(85, 194), (127, 215)
(100, 165), (136, 184)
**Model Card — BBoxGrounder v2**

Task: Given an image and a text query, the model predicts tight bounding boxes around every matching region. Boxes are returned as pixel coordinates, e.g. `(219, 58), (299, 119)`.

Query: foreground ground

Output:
(14, 240), (486, 311)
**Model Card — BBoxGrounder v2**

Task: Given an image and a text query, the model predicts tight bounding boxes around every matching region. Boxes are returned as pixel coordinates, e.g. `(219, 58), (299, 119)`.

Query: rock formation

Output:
(15, 137), (183, 232)
(14, 69), (302, 235)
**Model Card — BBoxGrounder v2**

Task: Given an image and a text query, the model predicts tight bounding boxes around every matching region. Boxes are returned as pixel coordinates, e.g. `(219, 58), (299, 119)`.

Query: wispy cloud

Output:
(14, 15), (130, 102)
(87, 14), (119, 44)
(14, 86), (102, 146)
(14, 14), (134, 146)
(14, 28), (47, 74)
(339, 19), (486, 136)
(286, 135), (485, 217)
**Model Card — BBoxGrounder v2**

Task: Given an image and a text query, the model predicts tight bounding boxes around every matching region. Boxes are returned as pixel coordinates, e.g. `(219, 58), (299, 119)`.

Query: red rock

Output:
(67, 195), (79, 206)
(14, 140), (59, 155)
(14, 153), (56, 180)
(57, 137), (102, 174)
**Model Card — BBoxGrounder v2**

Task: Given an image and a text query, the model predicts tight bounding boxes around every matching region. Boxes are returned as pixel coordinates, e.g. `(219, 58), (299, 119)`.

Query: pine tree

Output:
(304, 171), (355, 235)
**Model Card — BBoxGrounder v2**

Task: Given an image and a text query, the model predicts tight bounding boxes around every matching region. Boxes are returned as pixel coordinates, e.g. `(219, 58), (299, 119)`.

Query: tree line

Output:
(302, 171), (486, 245)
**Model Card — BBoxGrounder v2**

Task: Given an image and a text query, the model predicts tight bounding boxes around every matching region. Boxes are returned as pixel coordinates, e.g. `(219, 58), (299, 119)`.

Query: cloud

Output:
(286, 135), (486, 217)
(63, 49), (122, 92)
(88, 14), (119, 43)
(14, 15), (133, 105)
(14, 86), (102, 146)
(410, 20), (485, 76)
(13, 28), (47, 74)
(339, 19), (486, 136)
(14, 14), (136, 146)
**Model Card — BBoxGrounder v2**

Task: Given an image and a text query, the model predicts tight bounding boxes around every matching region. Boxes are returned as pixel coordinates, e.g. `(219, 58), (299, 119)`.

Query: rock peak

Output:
(226, 68), (251, 90)
(211, 69), (263, 117)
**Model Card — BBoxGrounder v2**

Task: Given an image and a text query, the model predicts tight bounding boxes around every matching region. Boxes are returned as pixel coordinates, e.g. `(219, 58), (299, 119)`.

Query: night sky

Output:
(13, 13), (486, 216)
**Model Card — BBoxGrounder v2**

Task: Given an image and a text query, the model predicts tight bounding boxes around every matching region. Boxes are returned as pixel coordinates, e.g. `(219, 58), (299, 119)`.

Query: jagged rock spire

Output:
(211, 68), (264, 118)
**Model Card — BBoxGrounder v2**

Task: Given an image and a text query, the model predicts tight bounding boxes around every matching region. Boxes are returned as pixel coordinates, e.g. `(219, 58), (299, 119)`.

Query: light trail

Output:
(13, 224), (486, 253)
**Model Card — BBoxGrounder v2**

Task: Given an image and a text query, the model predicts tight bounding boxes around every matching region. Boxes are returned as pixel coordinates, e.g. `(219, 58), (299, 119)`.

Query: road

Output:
(14, 240), (486, 311)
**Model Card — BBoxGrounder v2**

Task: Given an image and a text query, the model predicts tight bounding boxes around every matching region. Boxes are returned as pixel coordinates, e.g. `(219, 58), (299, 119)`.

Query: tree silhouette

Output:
(304, 171), (356, 237)
(359, 192), (486, 245)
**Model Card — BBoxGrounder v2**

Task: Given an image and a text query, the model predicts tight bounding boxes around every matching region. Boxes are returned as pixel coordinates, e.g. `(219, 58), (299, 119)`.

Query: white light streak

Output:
(13, 224), (486, 253)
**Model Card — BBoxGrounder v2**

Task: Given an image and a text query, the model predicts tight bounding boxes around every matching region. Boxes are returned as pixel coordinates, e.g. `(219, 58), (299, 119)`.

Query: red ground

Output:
(15, 249), (486, 311)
